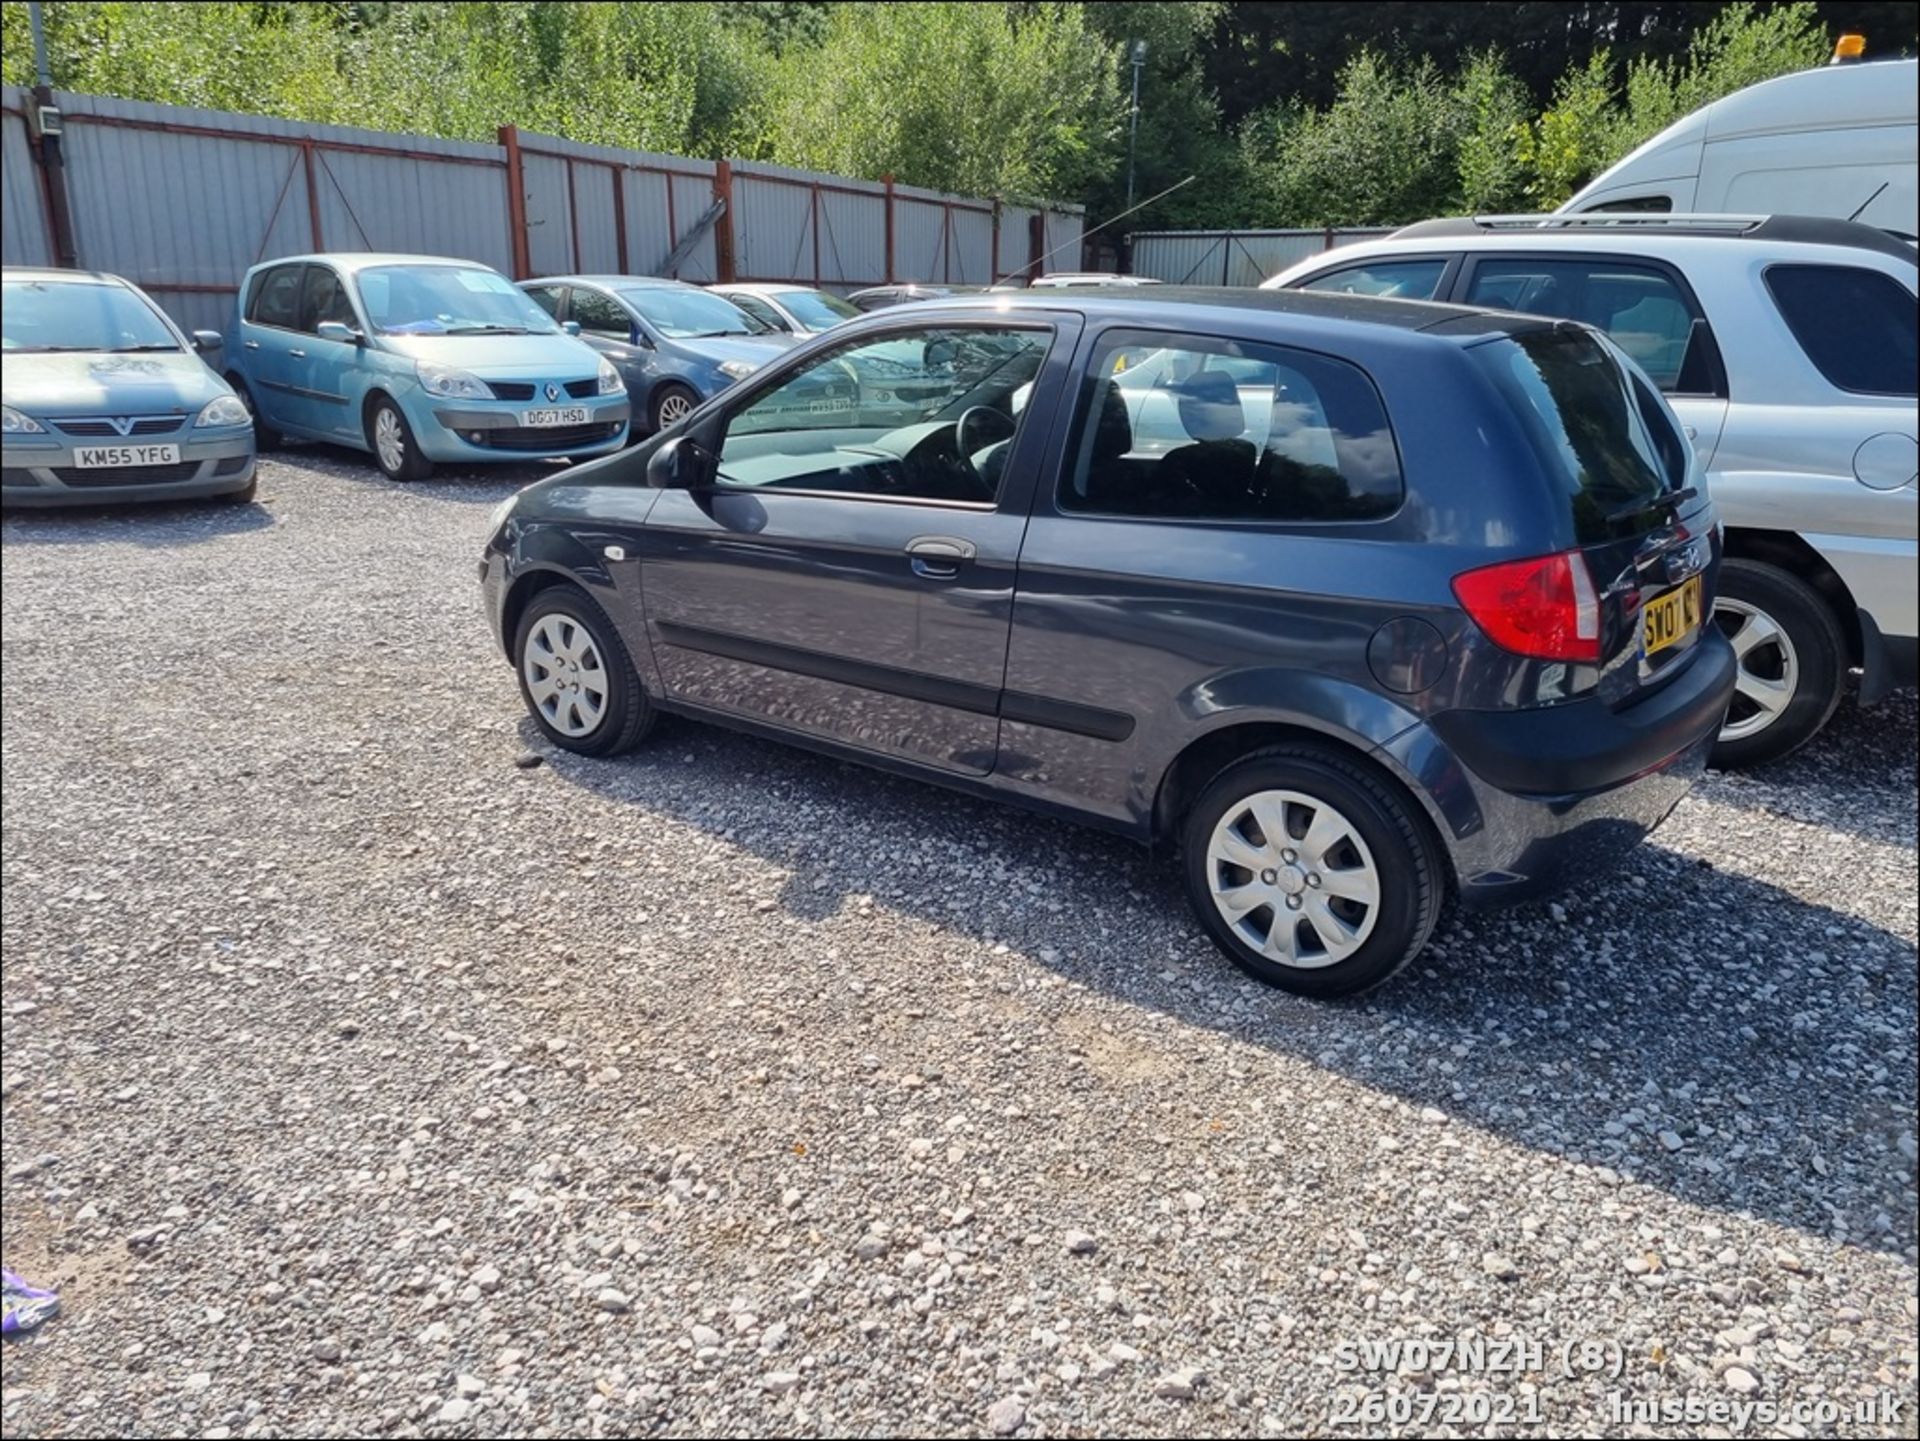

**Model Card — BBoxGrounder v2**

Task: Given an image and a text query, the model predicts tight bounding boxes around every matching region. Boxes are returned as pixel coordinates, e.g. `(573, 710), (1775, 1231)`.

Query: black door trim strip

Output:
(655, 620), (1133, 743)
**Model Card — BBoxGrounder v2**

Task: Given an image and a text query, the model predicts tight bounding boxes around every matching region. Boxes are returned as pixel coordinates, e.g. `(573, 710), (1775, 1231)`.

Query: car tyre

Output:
(367, 394), (435, 483)
(512, 583), (655, 757)
(227, 375), (280, 450)
(221, 472), (259, 504)
(648, 383), (699, 435)
(1181, 746), (1441, 999)
(1710, 558), (1845, 769)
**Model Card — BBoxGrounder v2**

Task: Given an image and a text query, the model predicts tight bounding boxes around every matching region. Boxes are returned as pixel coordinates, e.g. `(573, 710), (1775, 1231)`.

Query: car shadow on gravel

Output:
(0, 497), (275, 547)
(538, 710), (1918, 1260)
(272, 441), (577, 502)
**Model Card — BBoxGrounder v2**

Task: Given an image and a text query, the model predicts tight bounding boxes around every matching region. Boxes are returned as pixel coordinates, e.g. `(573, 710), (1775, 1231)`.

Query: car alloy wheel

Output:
(521, 613), (609, 738)
(1715, 597), (1800, 743)
(1204, 788), (1381, 969)
(374, 407), (407, 475)
(655, 391), (693, 428)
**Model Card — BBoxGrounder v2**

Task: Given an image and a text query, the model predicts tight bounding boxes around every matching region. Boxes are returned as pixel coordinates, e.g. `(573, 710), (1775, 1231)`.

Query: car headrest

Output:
(1091, 379), (1132, 464)
(1173, 371), (1245, 444)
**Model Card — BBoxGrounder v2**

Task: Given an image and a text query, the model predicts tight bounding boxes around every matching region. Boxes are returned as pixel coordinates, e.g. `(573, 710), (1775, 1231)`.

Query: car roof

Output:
(2, 267), (131, 287)
(1391, 213), (1918, 262)
(546, 274), (703, 291)
(247, 253), (494, 275)
(903, 285), (1555, 341)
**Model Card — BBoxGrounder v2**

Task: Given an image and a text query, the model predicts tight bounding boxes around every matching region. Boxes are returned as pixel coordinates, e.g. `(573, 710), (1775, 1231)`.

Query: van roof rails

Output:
(1392, 213), (1918, 261)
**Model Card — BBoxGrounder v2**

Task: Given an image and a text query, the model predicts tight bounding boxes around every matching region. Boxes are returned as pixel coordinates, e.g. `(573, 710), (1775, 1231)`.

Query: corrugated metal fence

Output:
(1130, 228), (1396, 287)
(0, 85), (1083, 341)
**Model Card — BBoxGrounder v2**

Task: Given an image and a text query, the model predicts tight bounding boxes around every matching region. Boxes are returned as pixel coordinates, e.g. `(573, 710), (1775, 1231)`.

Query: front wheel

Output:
(367, 395), (434, 483)
(1710, 558), (1845, 769)
(1181, 747), (1441, 998)
(512, 584), (655, 757)
(648, 383), (698, 435)
(227, 376), (280, 450)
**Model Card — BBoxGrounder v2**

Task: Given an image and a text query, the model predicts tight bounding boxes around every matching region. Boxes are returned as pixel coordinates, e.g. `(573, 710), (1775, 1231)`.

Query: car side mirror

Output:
(190, 330), (224, 354)
(646, 435), (717, 490)
(315, 321), (362, 345)
(563, 320), (582, 337)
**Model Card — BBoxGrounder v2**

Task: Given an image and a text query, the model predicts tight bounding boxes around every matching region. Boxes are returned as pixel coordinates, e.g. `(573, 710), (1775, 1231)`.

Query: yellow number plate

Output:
(1643, 575), (1703, 656)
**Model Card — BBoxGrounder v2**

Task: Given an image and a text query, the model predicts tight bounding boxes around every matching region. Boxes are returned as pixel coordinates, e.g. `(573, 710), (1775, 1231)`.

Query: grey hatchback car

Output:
(480, 290), (1735, 996)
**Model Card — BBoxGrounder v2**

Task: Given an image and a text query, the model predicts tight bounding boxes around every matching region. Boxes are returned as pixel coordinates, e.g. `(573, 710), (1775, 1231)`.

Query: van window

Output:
(1062, 333), (1403, 523)
(1582, 195), (1673, 213)
(1474, 329), (1683, 542)
(1763, 264), (1919, 397)
(1462, 258), (1713, 394)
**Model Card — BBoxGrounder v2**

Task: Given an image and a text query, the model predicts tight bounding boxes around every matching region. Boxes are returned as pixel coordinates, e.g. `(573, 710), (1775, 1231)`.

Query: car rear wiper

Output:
(1605, 486), (1698, 522)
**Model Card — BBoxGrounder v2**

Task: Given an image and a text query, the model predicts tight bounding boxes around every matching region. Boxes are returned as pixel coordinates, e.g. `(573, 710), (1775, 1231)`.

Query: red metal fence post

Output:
(29, 84), (79, 268)
(1027, 212), (1043, 281)
(611, 164), (628, 273)
(883, 173), (896, 284)
(498, 124), (531, 279)
(300, 141), (323, 250)
(712, 159), (736, 284)
(565, 156), (582, 273)
(811, 182), (821, 288)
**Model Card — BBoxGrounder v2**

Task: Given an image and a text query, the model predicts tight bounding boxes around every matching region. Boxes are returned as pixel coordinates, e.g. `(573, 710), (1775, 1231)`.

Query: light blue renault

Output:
(227, 254), (628, 481)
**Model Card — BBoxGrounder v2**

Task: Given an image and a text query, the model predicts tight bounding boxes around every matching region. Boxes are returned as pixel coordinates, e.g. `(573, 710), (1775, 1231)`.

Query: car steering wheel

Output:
(955, 406), (1015, 466)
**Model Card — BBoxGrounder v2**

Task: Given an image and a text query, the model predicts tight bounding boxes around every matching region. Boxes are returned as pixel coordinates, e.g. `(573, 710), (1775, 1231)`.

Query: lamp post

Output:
(1125, 39), (1148, 213)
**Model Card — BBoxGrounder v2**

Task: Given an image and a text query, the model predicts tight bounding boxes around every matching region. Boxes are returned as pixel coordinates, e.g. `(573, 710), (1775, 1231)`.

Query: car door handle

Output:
(243, 340), (260, 350)
(906, 535), (976, 580)
(287, 348), (306, 359)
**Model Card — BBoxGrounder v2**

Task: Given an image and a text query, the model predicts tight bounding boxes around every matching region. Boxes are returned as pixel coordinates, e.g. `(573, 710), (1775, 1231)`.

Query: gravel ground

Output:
(3, 448), (1916, 1439)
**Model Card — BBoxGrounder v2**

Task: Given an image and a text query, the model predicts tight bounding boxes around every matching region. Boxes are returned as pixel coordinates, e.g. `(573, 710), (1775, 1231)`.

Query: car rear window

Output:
(1473, 327), (1684, 541)
(1763, 264), (1918, 397)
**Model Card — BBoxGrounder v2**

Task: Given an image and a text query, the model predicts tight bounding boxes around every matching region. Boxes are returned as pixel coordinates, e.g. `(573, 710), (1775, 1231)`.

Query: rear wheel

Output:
(367, 395), (434, 482)
(512, 583), (654, 757)
(227, 375), (279, 450)
(1181, 747), (1441, 998)
(1710, 558), (1844, 768)
(649, 383), (698, 435)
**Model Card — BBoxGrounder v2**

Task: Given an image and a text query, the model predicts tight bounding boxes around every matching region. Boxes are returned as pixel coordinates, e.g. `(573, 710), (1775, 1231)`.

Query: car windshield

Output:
(780, 290), (859, 330)
(1, 278), (181, 353)
(354, 265), (558, 336)
(1474, 328), (1682, 540)
(619, 286), (757, 339)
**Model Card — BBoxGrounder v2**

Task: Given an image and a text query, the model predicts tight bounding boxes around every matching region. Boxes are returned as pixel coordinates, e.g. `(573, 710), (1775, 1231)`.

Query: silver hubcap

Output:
(1206, 789), (1381, 969)
(1716, 598), (1799, 742)
(656, 392), (692, 427)
(522, 614), (609, 738)
(374, 408), (406, 473)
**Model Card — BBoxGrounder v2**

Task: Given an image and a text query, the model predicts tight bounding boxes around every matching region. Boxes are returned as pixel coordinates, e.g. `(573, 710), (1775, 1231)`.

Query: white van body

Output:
(1561, 59), (1918, 236)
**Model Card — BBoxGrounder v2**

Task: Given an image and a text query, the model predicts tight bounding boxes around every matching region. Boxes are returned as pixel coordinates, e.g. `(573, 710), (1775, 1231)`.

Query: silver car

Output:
(3, 268), (256, 507)
(1267, 214), (1918, 766)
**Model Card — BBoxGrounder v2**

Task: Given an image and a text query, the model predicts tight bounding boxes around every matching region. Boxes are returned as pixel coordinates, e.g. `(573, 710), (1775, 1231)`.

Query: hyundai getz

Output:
(479, 290), (1736, 997)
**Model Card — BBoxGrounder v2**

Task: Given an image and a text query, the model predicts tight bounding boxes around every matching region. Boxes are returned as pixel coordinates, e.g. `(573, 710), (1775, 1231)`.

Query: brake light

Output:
(1452, 550), (1602, 662)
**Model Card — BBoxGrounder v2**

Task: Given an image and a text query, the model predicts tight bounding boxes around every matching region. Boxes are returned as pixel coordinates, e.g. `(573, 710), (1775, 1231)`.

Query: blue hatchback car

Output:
(519, 276), (795, 435)
(228, 254), (629, 481)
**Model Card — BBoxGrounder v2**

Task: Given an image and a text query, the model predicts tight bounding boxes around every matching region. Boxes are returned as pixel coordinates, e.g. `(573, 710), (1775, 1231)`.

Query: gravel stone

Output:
(1, 456), (1913, 1437)
(987, 1396), (1027, 1434)
(1063, 1228), (1098, 1255)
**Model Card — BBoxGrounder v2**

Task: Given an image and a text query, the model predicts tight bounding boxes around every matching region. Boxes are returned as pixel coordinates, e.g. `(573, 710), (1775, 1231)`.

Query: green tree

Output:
(1515, 50), (1619, 206)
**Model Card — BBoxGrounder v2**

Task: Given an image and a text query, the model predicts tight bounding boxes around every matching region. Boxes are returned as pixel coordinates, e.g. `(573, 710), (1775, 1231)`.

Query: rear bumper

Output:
(1384, 633), (1735, 904)
(2, 434), (255, 507)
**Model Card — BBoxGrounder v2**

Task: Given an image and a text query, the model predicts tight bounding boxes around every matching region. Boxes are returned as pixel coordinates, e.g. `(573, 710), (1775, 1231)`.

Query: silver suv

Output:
(1267, 214), (1918, 765)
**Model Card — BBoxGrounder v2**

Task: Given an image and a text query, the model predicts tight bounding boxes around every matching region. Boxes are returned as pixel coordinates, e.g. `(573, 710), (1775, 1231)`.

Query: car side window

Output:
(247, 264), (306, 330)
(716, 326), (1054, 505)
(1299, 259), (1447, 300)
(569, 289), (632, 340)
(1763, 264), (1918, 397)
(523, 285), (567, 320)
(297, 266), (355, 333)
(1061, 331), (1404, 523)
(1462, 258), (1713, 394)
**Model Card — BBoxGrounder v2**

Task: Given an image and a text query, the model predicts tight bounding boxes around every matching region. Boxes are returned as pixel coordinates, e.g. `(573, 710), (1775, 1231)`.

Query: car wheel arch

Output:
(1720, 526), (1862, 664)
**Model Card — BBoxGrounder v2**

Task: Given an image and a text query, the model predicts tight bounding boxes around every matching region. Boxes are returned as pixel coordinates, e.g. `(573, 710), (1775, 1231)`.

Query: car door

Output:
(568, 285), (654, 396)
(289, 262), (362, 441)
(631, 314), (1079, 775)
(238, 262), (309, 430)
(1451, 253), (1729, 471)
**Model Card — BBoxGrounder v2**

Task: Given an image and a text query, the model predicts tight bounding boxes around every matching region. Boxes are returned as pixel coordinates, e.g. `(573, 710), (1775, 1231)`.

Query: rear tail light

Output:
(1451, 549), (1601, 662)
